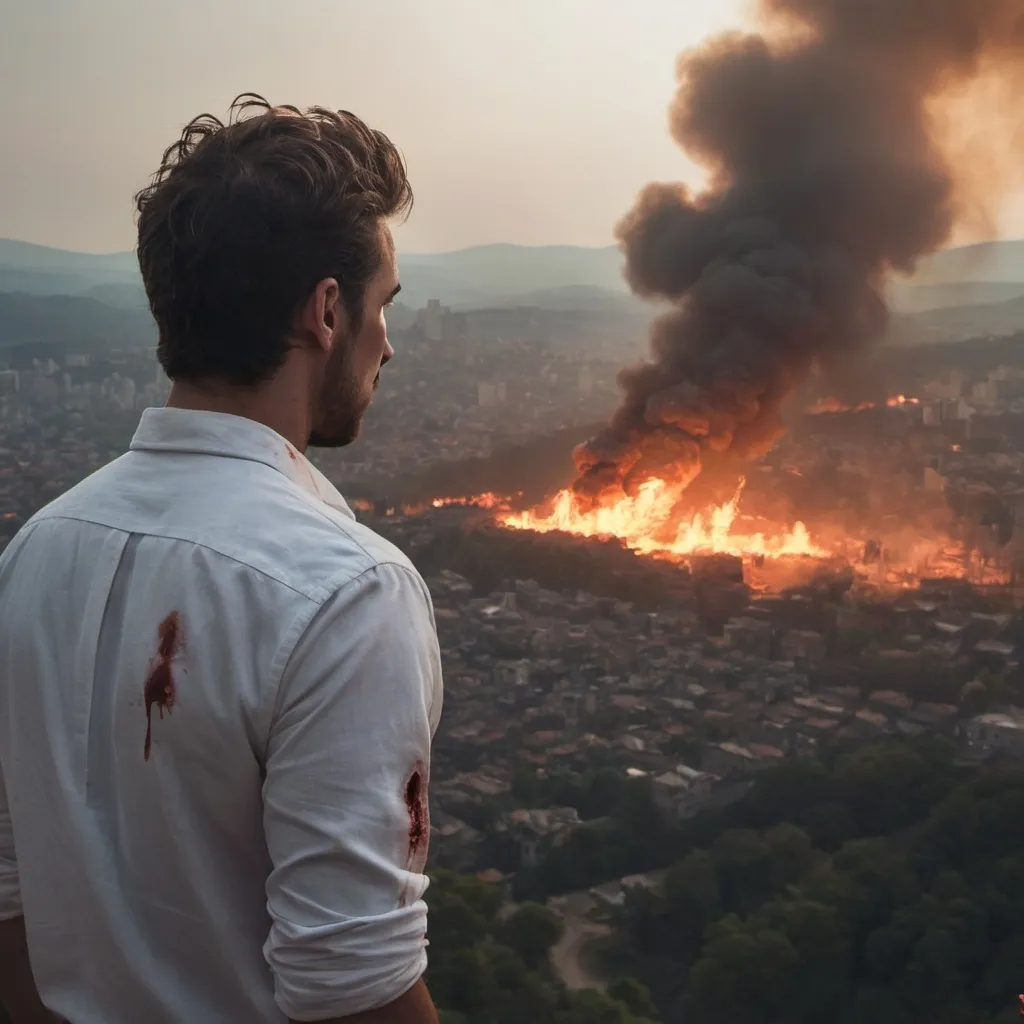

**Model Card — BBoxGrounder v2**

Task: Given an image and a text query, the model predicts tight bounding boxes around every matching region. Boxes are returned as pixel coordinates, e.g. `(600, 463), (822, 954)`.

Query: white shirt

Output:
(0, 408), (443, 1023)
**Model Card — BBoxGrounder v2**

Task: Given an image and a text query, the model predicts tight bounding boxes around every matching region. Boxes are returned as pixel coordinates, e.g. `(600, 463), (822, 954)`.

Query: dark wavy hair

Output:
(135, 93), (413, 386)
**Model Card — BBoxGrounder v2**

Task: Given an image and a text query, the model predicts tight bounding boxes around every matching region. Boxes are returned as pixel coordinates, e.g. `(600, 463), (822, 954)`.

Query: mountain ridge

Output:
(1, 236), (1023, 315)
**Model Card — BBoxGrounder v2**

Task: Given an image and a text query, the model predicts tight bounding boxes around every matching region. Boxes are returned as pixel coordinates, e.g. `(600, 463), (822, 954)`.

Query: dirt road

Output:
(548, 891), (610, 992)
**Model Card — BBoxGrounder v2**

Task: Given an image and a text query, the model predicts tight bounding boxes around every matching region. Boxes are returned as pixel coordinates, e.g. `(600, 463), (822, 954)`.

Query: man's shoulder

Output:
(308, 511), (423, 594)
(17, 453), (424, 603)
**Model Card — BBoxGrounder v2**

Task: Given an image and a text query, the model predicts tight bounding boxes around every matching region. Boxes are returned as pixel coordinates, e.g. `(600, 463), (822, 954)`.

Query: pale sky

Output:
(1, 0), (1022, 256)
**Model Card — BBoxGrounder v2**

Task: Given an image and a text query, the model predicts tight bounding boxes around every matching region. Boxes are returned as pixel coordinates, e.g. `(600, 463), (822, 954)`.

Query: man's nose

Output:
(382, 340), (394, 365)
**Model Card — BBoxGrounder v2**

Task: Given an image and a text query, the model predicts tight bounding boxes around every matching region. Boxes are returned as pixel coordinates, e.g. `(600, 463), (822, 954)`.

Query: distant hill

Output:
(0, 238), (143, 305)
(889, 281), (1024, 314)
(1, 234), (1023, 318)
(901, 293), (1024, 341)
(482, 284), (650, 314)
(83, 281), (151, 309)
(0, 237), (137, 274)
(0, 237), (630, 310)
(909, 239), (1024, 285)
(0, 292), (156, 354)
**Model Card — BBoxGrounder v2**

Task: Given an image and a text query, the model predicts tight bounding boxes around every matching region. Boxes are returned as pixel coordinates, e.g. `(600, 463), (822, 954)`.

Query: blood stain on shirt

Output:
(398, 761), (429, 907)
(143, 611), (183, 761)
(405, 764), (429, 859)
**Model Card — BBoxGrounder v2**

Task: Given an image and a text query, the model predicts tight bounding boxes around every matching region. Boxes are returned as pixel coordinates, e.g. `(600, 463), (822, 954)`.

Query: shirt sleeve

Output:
(262, 561), (443, 1022)
(0, 750), (21, 921)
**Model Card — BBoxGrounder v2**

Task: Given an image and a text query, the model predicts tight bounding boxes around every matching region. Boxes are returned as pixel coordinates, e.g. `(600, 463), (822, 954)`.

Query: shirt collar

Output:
(129, 407), (355, 520)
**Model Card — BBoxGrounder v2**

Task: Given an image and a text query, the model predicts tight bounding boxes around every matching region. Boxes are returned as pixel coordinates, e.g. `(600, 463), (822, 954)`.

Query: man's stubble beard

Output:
(307, 345), (369, 450)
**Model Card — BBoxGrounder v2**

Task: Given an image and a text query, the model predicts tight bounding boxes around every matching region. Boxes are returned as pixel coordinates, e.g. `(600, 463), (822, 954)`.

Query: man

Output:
(0, 95), (442, 1023)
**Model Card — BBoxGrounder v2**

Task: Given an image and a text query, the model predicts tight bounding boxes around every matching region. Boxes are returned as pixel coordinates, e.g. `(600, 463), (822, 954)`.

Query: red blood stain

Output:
(285, 443), (299, 462)
(398, 761), (429, 907)
(406, 765), (428, 858)
(143, 611), (182, 761)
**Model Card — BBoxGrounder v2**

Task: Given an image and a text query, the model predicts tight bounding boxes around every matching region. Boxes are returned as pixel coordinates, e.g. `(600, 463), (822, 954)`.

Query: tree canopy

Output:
(594, 738), (1024, 1023)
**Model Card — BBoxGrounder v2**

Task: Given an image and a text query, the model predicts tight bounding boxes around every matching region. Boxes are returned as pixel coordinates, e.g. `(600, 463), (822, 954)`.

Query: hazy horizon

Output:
(3, 0), (1024, 257)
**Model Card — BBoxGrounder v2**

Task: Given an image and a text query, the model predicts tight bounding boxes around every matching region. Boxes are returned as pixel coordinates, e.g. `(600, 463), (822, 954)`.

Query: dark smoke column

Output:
(574, 0), (1024, 505)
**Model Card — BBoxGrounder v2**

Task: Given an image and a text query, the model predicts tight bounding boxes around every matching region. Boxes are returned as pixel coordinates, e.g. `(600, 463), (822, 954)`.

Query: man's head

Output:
(136, 93), (412, 447)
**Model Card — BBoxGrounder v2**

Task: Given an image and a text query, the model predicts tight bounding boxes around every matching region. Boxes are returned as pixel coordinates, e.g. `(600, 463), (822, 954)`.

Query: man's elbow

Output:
(288, 977), (438, 1024)
(269, 913), (432, 1024)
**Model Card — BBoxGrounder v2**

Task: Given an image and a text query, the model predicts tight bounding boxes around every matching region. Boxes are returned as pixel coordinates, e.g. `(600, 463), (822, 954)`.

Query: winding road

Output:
(547, 891), (611, 992)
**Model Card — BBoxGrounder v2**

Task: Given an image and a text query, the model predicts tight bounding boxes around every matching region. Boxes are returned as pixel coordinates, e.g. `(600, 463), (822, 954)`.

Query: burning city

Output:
(362, 374), (1024, 602)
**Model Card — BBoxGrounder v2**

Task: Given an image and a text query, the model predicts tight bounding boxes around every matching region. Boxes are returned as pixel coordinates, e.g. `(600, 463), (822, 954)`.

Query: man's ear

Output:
(299, 277), (342, 355)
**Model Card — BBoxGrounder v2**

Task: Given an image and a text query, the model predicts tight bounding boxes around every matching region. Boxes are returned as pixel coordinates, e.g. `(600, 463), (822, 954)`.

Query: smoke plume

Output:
(574, 0), (1024, 504)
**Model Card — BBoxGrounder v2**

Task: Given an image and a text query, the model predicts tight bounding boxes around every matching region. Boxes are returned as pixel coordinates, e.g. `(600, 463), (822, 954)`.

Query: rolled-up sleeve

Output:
(262, 561), (443, 1022)
(0, 751), (20, 921)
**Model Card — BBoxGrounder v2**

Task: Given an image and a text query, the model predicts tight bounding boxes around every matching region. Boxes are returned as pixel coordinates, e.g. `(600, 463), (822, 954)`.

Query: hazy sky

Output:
(2, 0), (1023, 256)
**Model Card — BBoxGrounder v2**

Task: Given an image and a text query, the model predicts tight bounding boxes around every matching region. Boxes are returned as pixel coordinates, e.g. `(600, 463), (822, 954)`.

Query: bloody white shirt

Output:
(0, 408), (443, 1023)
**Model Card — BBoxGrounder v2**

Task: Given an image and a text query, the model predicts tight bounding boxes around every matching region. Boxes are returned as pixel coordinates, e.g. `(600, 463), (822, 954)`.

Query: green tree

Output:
(558, 988), (659, 1024)
(437, 1011), (470, 1024)
(583, 766), (628, 819)
(763, 823), (819, 890)
(766, 899), (852, 1023)
(499, 902), (565, 970)
(805, 800), (860, 850)
(834, 740), (954, 837)
(842, 986), (913, 1024)
(744, 757), (833, 830)
(608, 977), (659, 1019)
(711, 829), (773, 916)
(687, 915), (799, 1023)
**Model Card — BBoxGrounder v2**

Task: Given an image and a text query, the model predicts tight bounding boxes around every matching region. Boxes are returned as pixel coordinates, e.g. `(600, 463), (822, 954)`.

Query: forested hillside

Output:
(592, 739), (1024, 1024)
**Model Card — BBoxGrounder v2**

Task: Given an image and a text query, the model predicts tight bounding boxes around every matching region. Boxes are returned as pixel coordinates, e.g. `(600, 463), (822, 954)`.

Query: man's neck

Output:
(165, 377), (311, 453)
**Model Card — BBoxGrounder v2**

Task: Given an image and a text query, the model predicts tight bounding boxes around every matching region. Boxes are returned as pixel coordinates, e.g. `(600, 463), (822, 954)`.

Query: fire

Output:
(350, 493), (510, 516)
(398, 492), (511, 515)
(430, 492), (505, 510)
(806, 397), (873, 415)
(806, 395), (921, 414)
(499, 478), (826, 561)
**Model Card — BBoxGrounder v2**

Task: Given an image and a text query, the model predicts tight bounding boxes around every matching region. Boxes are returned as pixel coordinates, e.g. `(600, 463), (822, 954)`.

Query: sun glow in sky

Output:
(1, 0), (1021, 254)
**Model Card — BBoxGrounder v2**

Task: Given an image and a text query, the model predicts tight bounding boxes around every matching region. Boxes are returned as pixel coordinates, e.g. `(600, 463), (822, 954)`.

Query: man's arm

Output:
(0, 760), (60, 1024)
(265, 562), (443, 1023)
(0, 917), (61, 1024)
(289, 978), (437, 1024)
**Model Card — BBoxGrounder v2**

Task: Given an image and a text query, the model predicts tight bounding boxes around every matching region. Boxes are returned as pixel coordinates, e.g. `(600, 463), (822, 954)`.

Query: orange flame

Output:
(806, 395), (920, 414)
(397, 492), (510, 515)
(351, 493), (510, 516)
(430, 492), (505, 510)
(499, 478), (826, 561)
(805, 397), (873, 415)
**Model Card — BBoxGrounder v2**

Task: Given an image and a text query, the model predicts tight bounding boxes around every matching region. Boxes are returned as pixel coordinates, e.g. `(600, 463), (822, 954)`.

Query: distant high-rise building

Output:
(416, 299), (448, 342)
(478, 382), (507, 407)
(29, 375), (59, 402)
(118, 378), (137, 409)
(924, 374), (963, 401)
